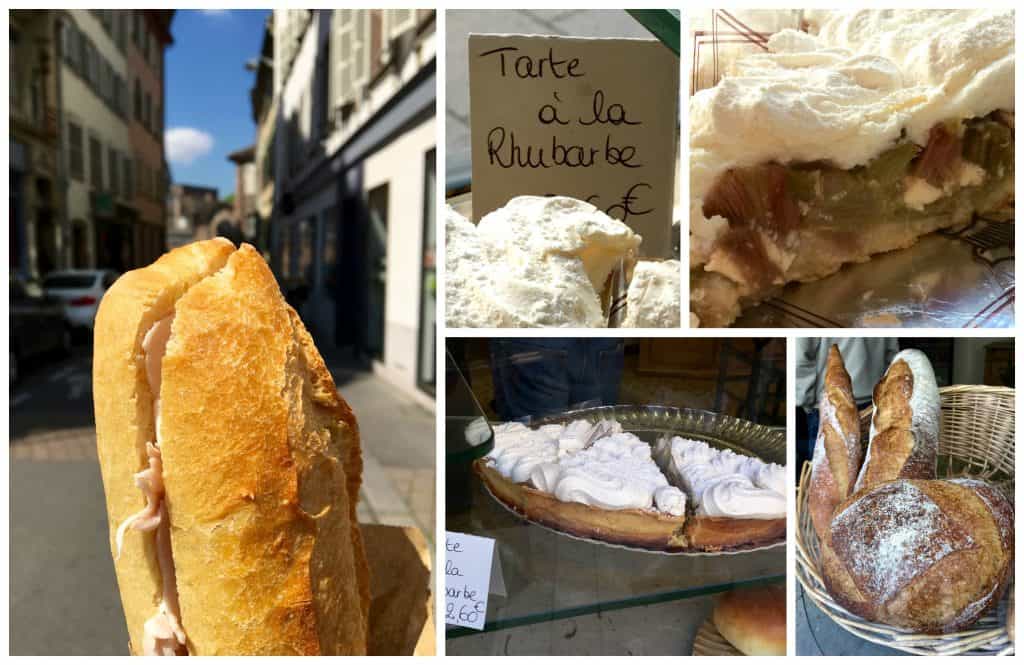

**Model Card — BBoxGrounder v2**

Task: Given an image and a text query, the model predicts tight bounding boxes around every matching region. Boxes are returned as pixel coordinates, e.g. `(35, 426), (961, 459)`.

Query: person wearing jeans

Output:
(489, 338), (625, 421)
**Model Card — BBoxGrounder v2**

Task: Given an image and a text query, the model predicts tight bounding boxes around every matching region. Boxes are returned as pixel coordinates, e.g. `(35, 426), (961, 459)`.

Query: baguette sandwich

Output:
(93, 239), (370, 655)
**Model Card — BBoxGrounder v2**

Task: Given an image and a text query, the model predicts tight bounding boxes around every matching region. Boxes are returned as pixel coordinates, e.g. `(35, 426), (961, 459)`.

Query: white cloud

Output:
(165, 127), (214, 165)
(198, 9), (230, 16)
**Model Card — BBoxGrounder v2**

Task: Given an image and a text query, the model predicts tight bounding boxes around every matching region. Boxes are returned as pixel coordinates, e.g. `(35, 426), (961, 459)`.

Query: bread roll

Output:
(854, 349), (939, 492)
(807, 345), (860, 547)
(713, 585), (786, 656)
(94, 241), (370, 654)
(823, 478), (1013, 633)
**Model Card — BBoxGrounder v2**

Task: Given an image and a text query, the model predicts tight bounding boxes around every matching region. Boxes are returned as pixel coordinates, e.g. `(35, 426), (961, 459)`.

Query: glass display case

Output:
(445, 340), (787, 648)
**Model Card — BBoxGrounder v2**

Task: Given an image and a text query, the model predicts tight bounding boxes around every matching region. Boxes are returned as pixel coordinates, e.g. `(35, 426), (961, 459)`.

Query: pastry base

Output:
(476, 461), (785, 552)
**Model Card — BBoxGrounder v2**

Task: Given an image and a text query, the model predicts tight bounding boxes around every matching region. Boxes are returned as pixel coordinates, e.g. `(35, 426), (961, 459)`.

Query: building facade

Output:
(10, 10), (63, 279)
(264, 9), (436, 404)
(249, 16), (276, 256)
(13, 10), (175, 277)
(166, 183), (219, 248)
(126, 10), (173, 269)
(227, 144), (258, 238)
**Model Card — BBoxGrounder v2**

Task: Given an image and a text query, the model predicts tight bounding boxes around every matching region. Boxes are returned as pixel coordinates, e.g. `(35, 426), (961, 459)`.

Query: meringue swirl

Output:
(662, 436), (787, 519)
(487, 423), (686, 516)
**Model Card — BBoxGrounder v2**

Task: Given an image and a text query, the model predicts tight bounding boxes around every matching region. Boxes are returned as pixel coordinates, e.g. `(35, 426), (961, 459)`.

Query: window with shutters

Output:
(331, 10), (368, 113)
(60, 21), (74, 69)
(89, 135), (103, 189)
(77, 29), (88, 75)
(82, 41), (93, 87)
(134, 78), (141, 121)
(123, 156), (133, 198)
(68, 122), (85, 181)
(278, 10), (311, 80)
(108, 147), (119, 197)
(387, 8), (415, 39)
(116, 11), (127, 51)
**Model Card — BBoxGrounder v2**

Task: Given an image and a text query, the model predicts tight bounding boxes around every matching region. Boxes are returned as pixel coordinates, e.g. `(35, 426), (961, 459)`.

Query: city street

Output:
(10, 342), (435, 656)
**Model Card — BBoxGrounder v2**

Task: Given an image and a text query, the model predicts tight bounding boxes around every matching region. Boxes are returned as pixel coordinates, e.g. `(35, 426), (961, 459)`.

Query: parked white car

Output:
(42, 270), (120, 331)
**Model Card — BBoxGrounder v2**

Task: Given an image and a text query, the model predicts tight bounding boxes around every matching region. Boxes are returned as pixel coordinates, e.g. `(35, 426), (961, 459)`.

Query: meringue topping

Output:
(655, 436), (787, 519)
(486, 420), (685, 516)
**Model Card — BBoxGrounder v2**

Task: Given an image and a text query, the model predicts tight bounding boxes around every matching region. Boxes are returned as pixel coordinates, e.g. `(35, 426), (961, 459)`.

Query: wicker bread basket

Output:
(796, 385), (1015, 656)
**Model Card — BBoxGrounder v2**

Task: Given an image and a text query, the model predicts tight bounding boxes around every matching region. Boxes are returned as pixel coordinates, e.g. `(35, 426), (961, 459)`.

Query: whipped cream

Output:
(487, 422), (559, 484)
(486, 421), (685, 516)
(656, 436), (787, 519)
(445, 197), (641, 328)
(807, 10), (1014, 145)
(486, 419), (623, 484)
(690, 9), (1014, 267)
(621, 260), (681, 328)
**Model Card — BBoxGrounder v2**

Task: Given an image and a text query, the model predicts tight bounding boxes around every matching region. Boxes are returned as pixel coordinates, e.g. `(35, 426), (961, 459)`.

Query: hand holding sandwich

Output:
(93, 240), (370, 655)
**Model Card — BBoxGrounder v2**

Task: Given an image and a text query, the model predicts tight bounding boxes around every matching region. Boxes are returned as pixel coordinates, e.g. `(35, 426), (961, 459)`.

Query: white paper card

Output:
(489, 546), (507, 598)
(445, 531), (496, 630)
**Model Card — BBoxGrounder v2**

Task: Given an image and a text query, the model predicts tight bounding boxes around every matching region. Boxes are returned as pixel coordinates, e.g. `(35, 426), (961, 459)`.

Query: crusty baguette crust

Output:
(159, 244), (368, 654)
(807, 345), (860, 549)
(713, 585), (786, 656)
(824, 479), (1013, 633)
(855, 351), (939, 492)
(93, 238), (235, 654)
(285, 305), (371, 651)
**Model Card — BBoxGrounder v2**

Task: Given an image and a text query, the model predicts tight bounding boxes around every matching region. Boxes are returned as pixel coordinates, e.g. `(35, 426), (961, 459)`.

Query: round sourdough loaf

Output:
(823, 478), (1013, 633)
(712, 585), (786, 656)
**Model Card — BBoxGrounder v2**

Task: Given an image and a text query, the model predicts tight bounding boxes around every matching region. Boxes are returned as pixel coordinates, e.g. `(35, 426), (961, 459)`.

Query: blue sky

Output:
(165, 9), (269, 197)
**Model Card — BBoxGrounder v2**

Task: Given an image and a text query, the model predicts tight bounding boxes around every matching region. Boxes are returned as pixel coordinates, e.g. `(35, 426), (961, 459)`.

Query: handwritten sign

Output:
(445, 531), (496, 630)
(469, 34), (679, 258)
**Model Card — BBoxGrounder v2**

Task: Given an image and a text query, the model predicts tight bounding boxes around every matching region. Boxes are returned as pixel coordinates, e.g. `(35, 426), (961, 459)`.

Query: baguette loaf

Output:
(854, 349), (939, 492)
(807, 345), (860, 548)
(822, 478), (1013, 633)
(94, 240), (370, 654)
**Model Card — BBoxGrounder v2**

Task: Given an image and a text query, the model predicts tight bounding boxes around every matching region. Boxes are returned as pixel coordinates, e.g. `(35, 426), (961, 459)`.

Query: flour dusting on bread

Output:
(831, 481), (974, 603)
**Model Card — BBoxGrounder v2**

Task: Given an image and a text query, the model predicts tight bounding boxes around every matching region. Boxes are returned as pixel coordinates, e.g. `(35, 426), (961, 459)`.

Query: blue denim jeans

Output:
(489, 339), (625, 421)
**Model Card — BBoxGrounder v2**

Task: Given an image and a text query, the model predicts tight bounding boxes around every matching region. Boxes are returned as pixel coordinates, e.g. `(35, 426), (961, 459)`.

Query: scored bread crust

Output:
(807, 344), (860, 549)
(159, 244), (368, 654)
(93, 238), (235, 653)
(823, 479), (1013, 633)
(854, 352), (939, 492)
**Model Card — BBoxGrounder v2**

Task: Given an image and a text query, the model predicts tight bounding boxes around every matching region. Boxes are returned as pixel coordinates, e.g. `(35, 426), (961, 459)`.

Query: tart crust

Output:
(476, 461), (785, 552)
